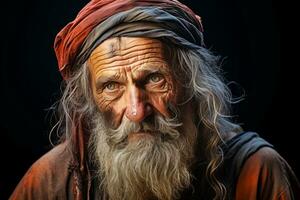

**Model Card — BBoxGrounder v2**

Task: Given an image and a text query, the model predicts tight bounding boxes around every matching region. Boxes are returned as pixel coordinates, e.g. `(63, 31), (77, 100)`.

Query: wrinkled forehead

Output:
(89, 37), (164, 59)
(87, 37), (171, 74)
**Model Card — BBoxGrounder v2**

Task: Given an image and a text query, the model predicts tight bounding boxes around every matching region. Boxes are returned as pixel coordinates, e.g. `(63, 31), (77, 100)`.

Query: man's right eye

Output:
(104, 82), (119, 91)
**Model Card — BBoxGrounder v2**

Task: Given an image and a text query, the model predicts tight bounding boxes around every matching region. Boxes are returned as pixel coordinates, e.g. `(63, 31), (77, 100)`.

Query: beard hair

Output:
(88, 111), (197, 200)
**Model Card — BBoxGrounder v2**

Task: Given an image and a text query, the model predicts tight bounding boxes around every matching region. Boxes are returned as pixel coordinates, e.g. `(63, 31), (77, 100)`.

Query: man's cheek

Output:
(149, 92), (176, 117)
(99, 108), (121, 128)
(92, 95), (120, 127)
(101, 101), (128, 128)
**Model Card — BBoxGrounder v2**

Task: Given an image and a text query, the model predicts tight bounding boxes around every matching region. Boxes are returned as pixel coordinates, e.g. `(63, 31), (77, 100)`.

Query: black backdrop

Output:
(0, 0), (288, 199)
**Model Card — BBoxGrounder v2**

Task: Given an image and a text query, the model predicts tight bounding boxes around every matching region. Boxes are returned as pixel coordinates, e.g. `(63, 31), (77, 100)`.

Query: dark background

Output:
(0, 0), (287, 199)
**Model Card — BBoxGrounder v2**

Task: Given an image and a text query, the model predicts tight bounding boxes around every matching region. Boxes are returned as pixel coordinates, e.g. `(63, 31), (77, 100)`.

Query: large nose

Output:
(125, 85), (152, 123)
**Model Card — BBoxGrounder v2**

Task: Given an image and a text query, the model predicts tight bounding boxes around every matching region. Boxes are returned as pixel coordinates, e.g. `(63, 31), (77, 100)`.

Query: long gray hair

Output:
(52, 40), (241, 200)
(164, 43), (242, 199)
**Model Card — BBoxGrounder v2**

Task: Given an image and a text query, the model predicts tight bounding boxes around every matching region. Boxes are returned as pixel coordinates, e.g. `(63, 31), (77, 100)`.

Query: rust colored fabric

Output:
(54, 0), (203, 79)
(9, 142), (73, 200)
(236, 147), (300, 199)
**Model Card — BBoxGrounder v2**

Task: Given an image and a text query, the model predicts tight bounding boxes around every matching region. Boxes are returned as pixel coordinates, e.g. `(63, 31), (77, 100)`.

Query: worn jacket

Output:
(9, 132), (300, 199)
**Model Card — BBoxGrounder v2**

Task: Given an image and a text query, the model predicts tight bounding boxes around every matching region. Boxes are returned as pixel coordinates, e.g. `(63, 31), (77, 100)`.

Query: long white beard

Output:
(89, 113), (197, 200)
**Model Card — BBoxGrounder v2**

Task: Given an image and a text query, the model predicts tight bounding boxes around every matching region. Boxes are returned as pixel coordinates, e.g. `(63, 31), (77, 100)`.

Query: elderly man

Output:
(10, 0), (299, 199)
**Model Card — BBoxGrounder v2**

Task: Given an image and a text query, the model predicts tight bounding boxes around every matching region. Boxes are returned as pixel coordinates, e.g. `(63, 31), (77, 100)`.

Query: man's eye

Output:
(148, 73), (163, 83)
(104, 82), (119, 91)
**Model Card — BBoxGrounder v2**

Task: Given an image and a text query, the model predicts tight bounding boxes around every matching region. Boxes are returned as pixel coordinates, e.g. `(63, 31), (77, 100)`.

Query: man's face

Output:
(88, 37), (197, 199)
(88, 37), (182, 142)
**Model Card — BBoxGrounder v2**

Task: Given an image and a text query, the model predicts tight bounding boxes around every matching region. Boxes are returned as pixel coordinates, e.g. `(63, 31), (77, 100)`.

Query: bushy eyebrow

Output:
(133, 68), (159, 79)
(131, 64), (169, 78)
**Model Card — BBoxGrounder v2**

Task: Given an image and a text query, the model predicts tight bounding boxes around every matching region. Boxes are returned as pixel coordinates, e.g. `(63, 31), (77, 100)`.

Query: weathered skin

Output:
(88, 37), (182, 141)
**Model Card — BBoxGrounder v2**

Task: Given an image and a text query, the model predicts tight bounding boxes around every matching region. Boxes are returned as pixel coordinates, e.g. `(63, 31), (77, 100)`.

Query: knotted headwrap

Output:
(54, 0), (204, 79)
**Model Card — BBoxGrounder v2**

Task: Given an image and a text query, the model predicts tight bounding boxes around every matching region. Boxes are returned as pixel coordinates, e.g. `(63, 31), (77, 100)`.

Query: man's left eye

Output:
(148, 73), (163, 83)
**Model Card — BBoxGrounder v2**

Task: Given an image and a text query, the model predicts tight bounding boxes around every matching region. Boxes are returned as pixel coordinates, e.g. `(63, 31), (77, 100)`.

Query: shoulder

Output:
(9, 142), (72, 200)
(20, 142), (72, 180)
(240, 147), (285, 171)
(235, 147), (300, 200)
(237, 147), (289, 184)
(28, 142), (71, 171)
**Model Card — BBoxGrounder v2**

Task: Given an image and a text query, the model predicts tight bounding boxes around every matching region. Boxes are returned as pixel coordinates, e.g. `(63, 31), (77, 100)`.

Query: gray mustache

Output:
(106, 115), (182, 147)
